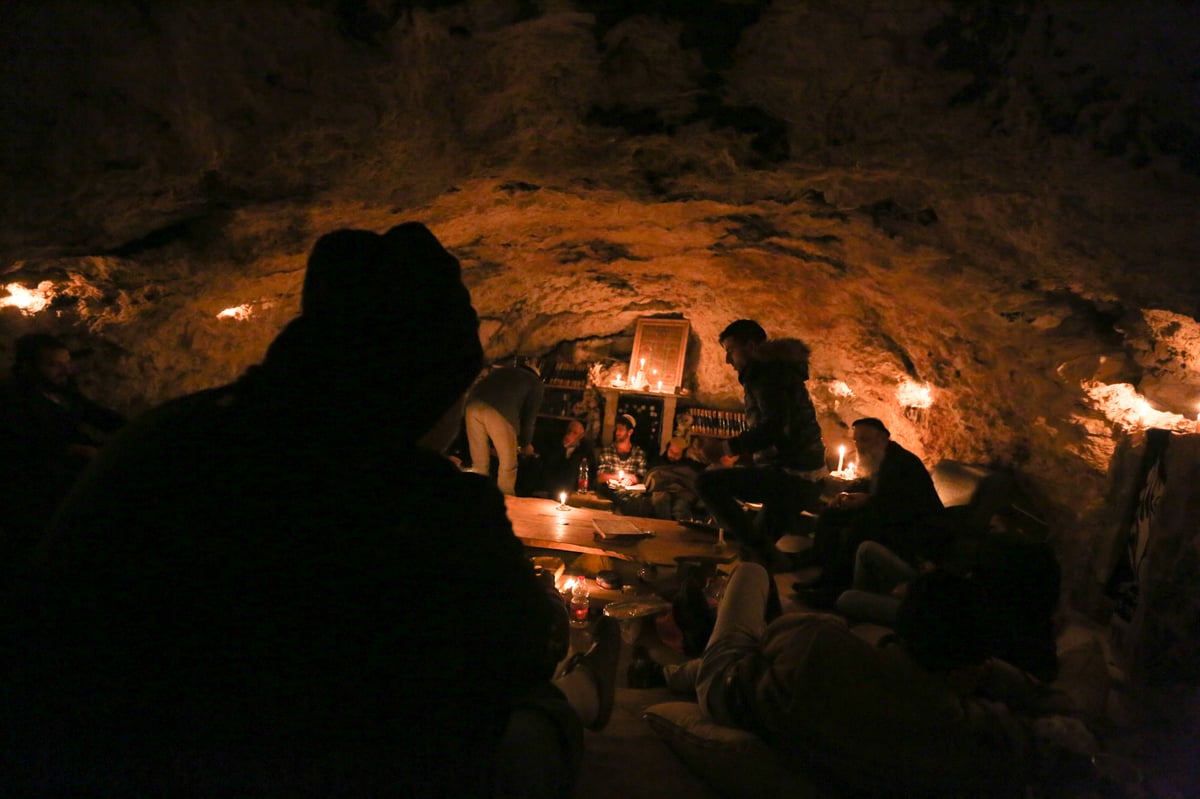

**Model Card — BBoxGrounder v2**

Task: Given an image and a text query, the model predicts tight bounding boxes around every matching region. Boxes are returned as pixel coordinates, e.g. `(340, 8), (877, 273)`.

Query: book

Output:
(591, 518), (654, 540)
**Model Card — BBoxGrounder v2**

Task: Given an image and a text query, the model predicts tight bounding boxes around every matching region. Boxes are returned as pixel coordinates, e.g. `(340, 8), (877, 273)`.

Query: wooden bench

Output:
(505, 495), (736, 566)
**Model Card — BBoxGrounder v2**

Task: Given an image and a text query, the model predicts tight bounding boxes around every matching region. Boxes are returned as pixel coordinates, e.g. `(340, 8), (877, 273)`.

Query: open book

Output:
(592, 518), (654, 540)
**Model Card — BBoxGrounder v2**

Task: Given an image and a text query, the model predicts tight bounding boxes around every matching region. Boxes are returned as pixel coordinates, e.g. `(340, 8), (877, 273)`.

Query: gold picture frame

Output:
(629, 318), (690, 392)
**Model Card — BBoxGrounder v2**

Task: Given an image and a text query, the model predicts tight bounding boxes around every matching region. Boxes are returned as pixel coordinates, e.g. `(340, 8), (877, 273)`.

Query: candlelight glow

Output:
(217, 303), (254, 321)
(1084, 381), (1196, 432)
(896, 378), (934, 409)
(1, 281), (55, 315)
(837, 445), (846, 472)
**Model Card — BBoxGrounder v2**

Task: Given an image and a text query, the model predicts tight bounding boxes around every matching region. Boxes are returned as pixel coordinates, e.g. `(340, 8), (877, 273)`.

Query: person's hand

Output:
(719, 454), (739, 468)
(889, 581), (910, 599)
(620, 472), (638, 486)
(832, 492), (868, 510)
(520, 444), (536, 457)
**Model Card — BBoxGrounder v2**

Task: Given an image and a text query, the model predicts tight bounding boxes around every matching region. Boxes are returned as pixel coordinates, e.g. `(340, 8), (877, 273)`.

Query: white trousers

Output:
(465, 400), (519, 495)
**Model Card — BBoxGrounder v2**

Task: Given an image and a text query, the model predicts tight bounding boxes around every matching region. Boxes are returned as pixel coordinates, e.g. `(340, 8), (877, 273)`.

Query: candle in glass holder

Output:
(837, 445), (846, 473)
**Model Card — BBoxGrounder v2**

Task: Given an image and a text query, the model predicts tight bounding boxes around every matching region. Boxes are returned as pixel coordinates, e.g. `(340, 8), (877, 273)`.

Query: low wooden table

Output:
(505, 495), (736, 566)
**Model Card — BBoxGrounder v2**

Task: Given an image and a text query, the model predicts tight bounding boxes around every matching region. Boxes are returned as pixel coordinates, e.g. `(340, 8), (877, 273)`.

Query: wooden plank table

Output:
(505, 495), (735, 566)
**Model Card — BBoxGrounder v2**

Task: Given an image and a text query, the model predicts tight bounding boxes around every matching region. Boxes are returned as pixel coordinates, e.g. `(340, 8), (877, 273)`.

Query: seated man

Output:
(0, 224), (617, 797)
(538, 418), (595, 497)
(0, 333), (125, 559)
(663, 565), (1059, 798)
(645, 436), (707, 520)
(799, 417), (945, 606)
(595, 413), (648, 494)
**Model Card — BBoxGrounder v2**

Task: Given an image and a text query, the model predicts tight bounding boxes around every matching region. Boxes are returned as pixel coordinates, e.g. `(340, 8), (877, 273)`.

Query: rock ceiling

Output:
(2, 0), (1198, 607)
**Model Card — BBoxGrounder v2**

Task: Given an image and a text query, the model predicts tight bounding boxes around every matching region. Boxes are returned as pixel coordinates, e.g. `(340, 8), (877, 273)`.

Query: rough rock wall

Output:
(1, 0), (1198, 612)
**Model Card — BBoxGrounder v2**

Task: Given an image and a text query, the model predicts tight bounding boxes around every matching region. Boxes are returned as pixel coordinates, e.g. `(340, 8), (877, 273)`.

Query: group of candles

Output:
(609, 359), (673, 393)
(832, 444), (858, 480)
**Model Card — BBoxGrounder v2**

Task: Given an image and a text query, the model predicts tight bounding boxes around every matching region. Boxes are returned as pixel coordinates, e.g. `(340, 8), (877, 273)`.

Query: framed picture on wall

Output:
(629, 318), (690, 392)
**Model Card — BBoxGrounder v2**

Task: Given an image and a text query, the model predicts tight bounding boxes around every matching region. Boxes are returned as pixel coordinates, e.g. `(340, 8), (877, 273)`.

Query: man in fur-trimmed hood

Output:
(697, 320), (827, 587)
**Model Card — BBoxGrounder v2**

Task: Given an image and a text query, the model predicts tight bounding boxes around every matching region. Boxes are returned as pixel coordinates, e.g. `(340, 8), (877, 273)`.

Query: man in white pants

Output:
(465, 359), (545, 495)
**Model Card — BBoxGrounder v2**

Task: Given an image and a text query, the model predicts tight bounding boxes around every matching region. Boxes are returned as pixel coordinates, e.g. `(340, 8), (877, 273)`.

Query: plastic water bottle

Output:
(577, 458), (589, 492)
(569, 577), (590, 627)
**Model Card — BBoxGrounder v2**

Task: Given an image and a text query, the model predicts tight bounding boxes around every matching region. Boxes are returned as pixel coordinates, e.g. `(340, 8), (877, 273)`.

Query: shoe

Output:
(568, 615), (620, 731)
(627, 645), (667, 689)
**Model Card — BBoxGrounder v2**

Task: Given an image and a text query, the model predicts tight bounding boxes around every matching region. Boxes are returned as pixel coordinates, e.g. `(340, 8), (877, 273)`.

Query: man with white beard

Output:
(798, 417), (944, 607)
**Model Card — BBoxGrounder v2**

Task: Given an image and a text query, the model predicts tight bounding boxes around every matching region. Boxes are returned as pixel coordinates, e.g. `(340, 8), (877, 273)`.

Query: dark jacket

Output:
(727, 339), (825, 471)
(468, 365), (545, 448)
(541, 434), (596, 495)
(0, 374), (549, 795)
(854, 440), (945, 560)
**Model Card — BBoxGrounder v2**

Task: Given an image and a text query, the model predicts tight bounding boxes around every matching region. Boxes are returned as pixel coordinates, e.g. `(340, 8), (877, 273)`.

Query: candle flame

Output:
(1, 281), (55, 315)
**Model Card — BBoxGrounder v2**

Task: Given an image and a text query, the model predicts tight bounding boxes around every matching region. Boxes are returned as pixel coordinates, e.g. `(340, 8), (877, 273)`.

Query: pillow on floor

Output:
(642, 702), (829, 799)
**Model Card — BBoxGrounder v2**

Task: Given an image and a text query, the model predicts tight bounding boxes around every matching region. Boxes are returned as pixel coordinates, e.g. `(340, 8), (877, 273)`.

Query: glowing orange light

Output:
(896, 379), (934, 409)
(829, 380), (854, 398)
(217, 304), (253, 321)
(1, 281), (55, 315)
(1083, 381), (1194, 432)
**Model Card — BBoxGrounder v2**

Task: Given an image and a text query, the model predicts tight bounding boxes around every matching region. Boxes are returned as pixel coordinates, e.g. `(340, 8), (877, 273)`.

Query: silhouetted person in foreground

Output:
(0, 224), (617, 797)
(0, 333), (124, 560)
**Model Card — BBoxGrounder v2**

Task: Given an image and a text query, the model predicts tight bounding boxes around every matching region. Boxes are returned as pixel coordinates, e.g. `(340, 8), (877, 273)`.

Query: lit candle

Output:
(837, 445), (846, 473)
(618, 470), (624, 482)
(613, 373), (624, 386)
(560, 491), (567, 505)
(847, 461), (856, 478)
(657, 380), (663, 392)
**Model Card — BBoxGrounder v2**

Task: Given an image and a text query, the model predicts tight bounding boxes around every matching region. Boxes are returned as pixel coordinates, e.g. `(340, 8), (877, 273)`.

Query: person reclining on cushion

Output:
(661, 564), (1081, 798)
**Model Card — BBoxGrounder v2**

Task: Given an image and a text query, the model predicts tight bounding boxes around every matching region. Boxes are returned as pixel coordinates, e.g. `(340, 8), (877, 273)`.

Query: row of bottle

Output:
(545, 363), (589, 388)
(543, 388), (584, 417)
(686, 408), (746, 438)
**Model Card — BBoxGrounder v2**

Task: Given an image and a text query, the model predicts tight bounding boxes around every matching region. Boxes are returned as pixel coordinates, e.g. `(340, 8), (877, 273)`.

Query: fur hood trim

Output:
(750, 338), (811, 379)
